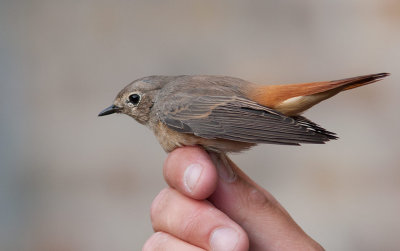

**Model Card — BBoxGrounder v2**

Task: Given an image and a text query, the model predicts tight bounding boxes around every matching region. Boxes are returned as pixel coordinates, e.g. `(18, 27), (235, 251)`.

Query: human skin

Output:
(143, 146), (324, 251)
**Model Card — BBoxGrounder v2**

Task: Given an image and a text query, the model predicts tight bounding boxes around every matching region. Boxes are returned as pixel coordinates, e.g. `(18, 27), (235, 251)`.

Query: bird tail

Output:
(249, 73), (390, 116)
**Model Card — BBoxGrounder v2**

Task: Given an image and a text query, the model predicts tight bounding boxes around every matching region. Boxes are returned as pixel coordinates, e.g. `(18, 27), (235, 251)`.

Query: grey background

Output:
(1, 0), (399, 250)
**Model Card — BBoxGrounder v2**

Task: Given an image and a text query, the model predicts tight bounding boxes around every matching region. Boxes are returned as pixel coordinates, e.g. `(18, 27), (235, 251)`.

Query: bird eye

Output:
(128, 93), (141, 105)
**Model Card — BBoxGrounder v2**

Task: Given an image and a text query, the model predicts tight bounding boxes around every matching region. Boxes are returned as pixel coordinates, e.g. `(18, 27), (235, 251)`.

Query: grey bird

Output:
(99, 73), (388, 154)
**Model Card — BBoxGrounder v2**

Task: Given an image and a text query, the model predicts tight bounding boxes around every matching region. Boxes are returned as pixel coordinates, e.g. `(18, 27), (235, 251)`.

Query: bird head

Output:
(98, 75), (179, 124)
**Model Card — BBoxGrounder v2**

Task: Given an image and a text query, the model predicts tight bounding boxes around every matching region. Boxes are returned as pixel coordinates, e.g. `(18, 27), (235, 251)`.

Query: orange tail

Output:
(248, 73), (389, 116)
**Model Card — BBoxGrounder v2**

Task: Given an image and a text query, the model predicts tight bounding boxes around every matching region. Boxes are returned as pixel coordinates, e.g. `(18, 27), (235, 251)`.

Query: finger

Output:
(163, 146), (218, 200)
(143, 232), (205, 251)
(151, 188), (249, 251)
(208, 153), (324, 251)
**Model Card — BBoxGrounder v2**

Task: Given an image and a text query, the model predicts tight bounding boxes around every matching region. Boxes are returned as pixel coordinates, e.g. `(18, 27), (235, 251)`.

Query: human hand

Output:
(143, 146), (324, 251)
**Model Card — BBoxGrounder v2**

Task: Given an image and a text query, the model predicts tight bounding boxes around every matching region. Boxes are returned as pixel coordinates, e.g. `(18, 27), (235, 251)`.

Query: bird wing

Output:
(155, 94), (336, 145)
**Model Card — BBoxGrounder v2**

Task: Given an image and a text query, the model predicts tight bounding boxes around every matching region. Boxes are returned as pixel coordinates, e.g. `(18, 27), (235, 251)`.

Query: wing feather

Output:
(155, 95), (336, 145)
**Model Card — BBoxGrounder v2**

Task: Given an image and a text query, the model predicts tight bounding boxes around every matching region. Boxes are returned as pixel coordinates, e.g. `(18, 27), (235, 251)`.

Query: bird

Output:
(99, 73), (389, 154)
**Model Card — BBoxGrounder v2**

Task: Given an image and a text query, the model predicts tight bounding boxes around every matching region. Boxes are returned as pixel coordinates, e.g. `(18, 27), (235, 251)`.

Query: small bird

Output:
(99, 73), (389, 154)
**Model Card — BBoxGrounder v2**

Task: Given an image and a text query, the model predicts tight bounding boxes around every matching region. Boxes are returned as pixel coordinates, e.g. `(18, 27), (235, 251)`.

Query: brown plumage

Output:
(99, 73), (389, 153)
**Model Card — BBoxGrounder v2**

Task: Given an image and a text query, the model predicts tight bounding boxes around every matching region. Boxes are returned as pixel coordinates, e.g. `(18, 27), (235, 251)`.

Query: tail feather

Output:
(249, 73), (389, 116)
(340, 73), (390, 91)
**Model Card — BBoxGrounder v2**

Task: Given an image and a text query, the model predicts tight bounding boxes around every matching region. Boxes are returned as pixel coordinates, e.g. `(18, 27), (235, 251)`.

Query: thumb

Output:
(208, 153), (324, 251)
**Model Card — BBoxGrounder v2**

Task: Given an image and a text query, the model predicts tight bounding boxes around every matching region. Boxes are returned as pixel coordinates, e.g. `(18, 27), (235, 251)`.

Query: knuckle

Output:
(163, 153), (175, 177)
(180, 204), (209, 240)
(142, 232), (168, 251)
(248, 188), (269, 206)
(244, 188), (277, 212)
(181, 207), (202, 238)
(150, 188), (171, 227)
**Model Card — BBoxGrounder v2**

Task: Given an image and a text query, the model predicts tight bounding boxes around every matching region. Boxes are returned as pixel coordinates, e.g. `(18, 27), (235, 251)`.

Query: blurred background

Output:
(1, 0), (399, 250)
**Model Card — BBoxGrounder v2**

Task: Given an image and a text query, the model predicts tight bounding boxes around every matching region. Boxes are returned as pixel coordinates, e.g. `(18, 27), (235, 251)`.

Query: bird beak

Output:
(98, 104), (122, 116)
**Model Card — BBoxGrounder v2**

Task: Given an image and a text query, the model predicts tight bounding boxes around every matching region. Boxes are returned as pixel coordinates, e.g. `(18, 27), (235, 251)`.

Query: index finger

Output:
(163, 146), (218, 200)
